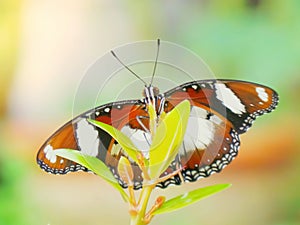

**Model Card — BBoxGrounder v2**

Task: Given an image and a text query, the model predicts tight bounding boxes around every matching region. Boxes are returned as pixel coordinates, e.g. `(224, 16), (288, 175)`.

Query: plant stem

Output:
(130, 185), (154, 225)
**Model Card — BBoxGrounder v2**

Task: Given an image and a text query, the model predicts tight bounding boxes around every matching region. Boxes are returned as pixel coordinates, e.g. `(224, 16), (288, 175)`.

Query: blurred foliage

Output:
(179, 0), (300, 86)
(0, 0), (20, 117)
(0, 132), (35, 225)
(126, 0), (300, 113)
(0, 0), (27, 224)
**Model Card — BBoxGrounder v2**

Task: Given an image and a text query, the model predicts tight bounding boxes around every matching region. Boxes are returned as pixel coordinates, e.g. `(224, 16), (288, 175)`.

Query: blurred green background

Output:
(0, 0), (299, 225)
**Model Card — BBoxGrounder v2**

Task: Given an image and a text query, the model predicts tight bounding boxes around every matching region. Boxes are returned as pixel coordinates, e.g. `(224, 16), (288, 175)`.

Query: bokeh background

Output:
(1, 0), (299, 225)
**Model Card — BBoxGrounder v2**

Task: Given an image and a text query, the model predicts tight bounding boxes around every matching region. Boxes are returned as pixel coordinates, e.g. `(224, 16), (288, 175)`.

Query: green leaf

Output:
(148, 103), (157, 137)
(148, 100), (190, 179)
(118, 156), (134, 186)
(87, 119), (141, 166)
(152, 184), (231, 215)
(55, 149), (129, 202)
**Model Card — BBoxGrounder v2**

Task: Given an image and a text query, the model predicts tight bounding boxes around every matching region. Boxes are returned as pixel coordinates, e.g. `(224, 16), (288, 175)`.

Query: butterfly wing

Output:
(37, 120), (87, 174)
(36, 99), (148, 176)
(156, 79), (278, 187)
(37, 79), (278, 189)
(164, 79), (279, 133)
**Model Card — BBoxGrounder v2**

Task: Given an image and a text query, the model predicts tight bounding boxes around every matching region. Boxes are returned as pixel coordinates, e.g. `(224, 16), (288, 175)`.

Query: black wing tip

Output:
(237, 89), (279, 134)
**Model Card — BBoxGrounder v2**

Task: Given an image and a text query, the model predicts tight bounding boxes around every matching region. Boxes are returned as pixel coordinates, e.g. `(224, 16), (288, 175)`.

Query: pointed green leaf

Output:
(148, 103), (157, 137)
(118, 156), (134, 186)
(87, 119), (140, 166)
(152, 184), (231, 215)
(148, 100), (190, 179)
(55, 149), (129, 202)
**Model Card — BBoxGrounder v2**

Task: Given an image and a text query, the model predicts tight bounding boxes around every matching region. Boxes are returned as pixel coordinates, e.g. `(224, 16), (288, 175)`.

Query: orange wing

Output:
(36, 99), (147, 175)
(155, 79), (278, 187)
(37, 79), (278, 189)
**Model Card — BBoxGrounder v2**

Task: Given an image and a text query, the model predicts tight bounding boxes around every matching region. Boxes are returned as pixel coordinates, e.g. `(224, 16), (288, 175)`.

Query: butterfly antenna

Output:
(150, 39), (160, 86)
(111, 50), (147, 86)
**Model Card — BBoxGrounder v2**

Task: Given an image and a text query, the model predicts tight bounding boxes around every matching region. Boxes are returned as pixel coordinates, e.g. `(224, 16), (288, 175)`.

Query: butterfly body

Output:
(37, 79), (278, 189)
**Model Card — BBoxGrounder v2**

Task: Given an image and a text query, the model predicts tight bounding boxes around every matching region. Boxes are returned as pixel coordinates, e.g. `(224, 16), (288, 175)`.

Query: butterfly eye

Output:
(153, 86), (160, 96)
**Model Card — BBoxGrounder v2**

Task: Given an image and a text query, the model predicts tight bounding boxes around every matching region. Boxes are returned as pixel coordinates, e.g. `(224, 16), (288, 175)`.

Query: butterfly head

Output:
(142, 85), (160, 99)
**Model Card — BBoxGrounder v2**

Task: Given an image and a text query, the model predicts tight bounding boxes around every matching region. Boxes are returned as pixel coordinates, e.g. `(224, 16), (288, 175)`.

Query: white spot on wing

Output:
(192, 85), (198, 90)
(44, 144), (57, 163)
(121, 126), (151, 158)
(111, 143), (122, 156)
(210, 115), (223, 125)
(215, 83), (246, 115)
(180, 107), (216, 152)
(76, 119), (99, 157)
(256, 87), (268, 102)
(104, 107), (110, 113)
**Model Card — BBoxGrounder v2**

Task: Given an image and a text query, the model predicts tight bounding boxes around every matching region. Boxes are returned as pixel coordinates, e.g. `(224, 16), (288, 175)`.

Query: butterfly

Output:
(36, 41), (279, 190)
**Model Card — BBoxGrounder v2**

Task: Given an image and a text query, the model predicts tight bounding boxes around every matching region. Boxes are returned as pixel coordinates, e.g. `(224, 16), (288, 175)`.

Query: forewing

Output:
(36, 100), (146, 176)
(163, 79), (279, 133)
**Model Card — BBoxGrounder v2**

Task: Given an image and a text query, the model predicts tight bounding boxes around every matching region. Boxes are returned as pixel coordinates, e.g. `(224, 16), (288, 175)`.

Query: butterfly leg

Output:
(157, 97), (165, 116)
